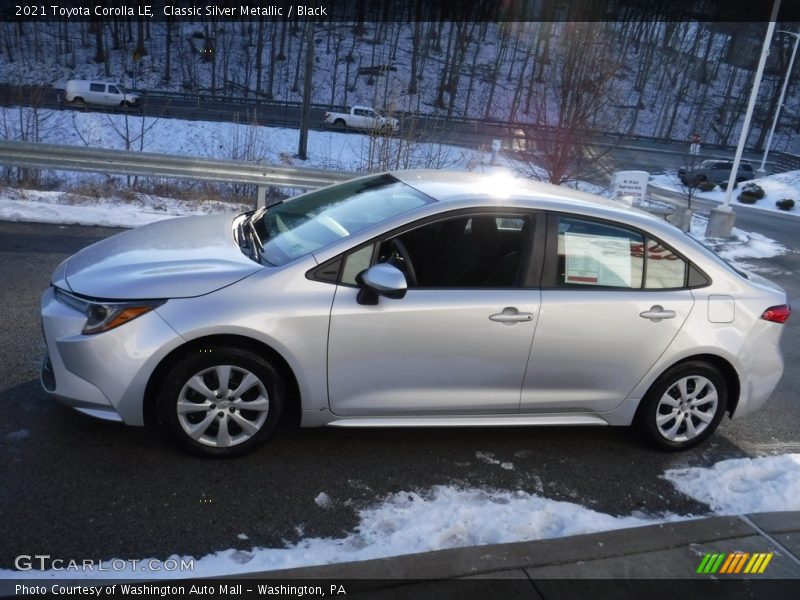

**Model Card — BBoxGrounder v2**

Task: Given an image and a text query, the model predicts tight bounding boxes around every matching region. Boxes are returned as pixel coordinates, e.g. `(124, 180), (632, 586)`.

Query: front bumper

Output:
(40, 287), (182, 425)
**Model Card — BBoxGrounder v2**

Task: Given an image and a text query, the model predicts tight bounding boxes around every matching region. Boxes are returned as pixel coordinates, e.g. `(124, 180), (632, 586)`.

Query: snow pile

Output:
(3, 486), (670, 579)
(664, 454), (800, 515)
(650, 170), (800, 216)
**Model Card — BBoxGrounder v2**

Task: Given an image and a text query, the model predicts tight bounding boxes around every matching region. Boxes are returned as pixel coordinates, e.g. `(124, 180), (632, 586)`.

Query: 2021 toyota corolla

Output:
(40, 171), (790, 456)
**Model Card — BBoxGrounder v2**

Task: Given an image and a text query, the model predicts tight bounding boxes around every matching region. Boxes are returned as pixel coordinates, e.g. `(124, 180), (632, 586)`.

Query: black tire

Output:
(334, 118), (346, 129)
(156, 347), (285, 458)
(635, 361), (728, 451)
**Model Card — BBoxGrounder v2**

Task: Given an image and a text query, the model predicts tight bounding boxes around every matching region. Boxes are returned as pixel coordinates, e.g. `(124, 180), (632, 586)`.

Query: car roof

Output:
(389, 169), (676, 234)
(393, 169), (629, 211)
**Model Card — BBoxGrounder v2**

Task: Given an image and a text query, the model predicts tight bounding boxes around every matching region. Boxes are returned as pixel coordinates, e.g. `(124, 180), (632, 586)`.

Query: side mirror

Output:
(355, 263), (408, 305)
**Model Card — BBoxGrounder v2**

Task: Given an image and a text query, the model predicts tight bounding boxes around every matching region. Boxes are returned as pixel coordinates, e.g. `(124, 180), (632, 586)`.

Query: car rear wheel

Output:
(636, 361), (727, 451)
(157, 347), (284, 457)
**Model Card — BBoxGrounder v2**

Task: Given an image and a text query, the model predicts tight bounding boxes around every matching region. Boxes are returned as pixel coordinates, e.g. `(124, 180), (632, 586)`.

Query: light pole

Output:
(758, 30), (800, 175)
(705, 0), (781, 238)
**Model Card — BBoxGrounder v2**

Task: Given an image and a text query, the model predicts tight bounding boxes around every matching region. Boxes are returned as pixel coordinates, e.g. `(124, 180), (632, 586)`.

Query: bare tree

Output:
(514, 23), (626, 185)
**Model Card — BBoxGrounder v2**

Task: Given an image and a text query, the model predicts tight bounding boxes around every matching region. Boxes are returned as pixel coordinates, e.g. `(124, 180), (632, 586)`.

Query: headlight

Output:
(54, 287), (165, 335)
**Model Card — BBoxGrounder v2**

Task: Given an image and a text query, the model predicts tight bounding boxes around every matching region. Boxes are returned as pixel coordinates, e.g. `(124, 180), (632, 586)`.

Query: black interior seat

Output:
(419, 217), (500, 286)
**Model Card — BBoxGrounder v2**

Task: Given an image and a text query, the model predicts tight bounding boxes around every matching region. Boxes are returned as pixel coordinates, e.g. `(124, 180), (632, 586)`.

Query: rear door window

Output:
(547, 215), (690, 290)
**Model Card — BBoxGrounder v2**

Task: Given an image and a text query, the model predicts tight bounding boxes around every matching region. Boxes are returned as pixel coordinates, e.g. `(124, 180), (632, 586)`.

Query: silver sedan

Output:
(40, 171), (790, 456)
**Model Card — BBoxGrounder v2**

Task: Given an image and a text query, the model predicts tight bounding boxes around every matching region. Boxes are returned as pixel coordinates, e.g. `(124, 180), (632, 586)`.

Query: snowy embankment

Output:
(3, 454), (799, 579)
(650, 170), (800, 217)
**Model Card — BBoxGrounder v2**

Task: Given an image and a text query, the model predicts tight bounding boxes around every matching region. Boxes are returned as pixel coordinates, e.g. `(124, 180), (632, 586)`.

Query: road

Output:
(0, 216), (798, 569)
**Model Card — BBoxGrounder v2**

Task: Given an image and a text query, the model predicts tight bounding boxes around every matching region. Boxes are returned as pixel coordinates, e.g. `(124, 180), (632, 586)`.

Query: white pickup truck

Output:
(324, 105), (399, 133)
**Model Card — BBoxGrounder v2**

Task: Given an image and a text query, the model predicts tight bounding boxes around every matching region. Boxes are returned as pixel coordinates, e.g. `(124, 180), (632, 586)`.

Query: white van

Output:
(64, 80), (140, 107)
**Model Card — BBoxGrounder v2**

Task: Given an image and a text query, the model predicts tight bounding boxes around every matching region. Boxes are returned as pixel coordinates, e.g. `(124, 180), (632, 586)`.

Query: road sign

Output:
(691, 132), (701, 144)
(690, 143), (701, 155)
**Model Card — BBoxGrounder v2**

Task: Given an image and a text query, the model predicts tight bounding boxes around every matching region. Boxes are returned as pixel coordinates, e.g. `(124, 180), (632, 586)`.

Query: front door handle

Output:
(489, 307), (534, 325)
(639, 305), (676, 322)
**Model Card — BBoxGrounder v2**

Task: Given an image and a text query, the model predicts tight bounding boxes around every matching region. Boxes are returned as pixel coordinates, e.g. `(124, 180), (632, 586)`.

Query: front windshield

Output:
(254, 174), (434, 266)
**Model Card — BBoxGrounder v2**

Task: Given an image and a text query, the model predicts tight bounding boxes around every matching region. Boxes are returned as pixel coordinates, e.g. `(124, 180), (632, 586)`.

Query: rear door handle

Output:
(489, 307), (534, 325)
(639, 305), (676, 322)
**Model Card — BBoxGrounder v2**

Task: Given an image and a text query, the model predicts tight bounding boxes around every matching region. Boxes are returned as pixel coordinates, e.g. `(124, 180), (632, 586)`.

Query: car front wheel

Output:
(157, 347), (284, 457)
(636, 361), (728, 451)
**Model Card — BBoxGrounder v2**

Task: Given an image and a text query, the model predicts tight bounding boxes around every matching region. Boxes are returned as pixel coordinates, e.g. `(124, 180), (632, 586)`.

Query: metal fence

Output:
(0, 139), (356, 207)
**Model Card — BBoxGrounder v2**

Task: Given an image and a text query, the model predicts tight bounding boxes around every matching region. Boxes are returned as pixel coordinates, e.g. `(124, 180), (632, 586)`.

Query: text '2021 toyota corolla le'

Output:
(40, 171), (790, 456)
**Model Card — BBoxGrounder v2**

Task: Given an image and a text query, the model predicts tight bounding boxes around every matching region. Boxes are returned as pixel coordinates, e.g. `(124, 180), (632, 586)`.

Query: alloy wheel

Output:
(655, 375), (718, 443)
(176, 365), (270, 448)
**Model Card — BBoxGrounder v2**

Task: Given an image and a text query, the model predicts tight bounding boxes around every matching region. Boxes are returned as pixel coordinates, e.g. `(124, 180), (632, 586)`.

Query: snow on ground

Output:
(650, 170), (800, 217)
(664, 454), (800, 515)
(688, 213), (788, 268)
(0, 105), (481, 173)
(4, 453), (799, 579)
(3, 486), (677, 580)
(0, 187), (250, 228)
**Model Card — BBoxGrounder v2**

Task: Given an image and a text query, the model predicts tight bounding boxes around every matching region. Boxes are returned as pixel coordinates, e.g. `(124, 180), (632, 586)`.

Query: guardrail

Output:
(0, 139), (678, 221)
(0, 140), (356, 207)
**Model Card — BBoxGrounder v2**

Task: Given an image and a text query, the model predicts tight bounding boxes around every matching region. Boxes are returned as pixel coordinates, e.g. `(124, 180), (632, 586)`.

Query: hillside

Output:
(3, 19), (799, 154)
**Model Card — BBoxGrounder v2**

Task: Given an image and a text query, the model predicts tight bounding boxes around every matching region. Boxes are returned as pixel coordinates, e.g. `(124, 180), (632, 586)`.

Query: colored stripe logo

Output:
(696, 552), (773, 574)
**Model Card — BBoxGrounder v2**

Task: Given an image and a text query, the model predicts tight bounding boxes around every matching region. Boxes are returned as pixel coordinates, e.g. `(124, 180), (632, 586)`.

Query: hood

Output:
(62, 214), (261, 300)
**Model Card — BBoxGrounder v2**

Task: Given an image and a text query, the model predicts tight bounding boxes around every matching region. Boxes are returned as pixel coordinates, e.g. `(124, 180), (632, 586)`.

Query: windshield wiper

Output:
(247, 219), (263, 258)
(236, 211), (264, 263)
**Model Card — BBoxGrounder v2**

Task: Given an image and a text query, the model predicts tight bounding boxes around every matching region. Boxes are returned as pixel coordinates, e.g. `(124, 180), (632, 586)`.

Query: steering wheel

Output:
(390, 238), (418, 286)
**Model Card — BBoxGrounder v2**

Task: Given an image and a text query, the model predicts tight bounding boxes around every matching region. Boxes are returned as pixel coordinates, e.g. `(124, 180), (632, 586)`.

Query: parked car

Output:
(324, 105), (399, 133)
(64, 79), (140, 107)
(678, 160), (754, 186)
(40, 171), (789, 457)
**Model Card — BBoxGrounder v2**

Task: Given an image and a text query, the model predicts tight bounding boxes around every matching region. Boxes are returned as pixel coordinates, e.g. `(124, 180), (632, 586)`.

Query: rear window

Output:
(740, 164), (754, 172)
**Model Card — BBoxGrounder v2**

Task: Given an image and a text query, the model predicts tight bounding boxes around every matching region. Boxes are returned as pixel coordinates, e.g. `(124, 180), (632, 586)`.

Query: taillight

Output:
(761, 304), (791, 324)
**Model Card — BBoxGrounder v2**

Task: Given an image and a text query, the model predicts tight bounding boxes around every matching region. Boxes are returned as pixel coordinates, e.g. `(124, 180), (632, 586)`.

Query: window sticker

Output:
(565, 232), (633, 287)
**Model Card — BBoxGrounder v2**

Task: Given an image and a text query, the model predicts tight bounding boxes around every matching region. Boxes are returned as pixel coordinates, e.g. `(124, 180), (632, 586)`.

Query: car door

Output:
(327, 211), (542, 416)
(521, 213), (695, 413)
(107, 84), (121, 104)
